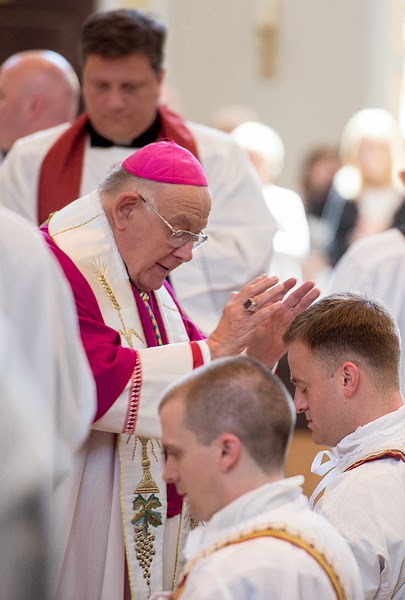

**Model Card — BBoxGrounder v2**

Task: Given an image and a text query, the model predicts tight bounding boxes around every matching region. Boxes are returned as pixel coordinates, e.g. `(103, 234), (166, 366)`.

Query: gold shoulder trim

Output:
(174, 525), (348, 599)
(345, 449), (405, 472)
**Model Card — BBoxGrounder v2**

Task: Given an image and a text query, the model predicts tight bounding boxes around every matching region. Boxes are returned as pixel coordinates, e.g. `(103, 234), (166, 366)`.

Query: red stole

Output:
(37, 105), (200, 224)
(344, 449), (405, 472)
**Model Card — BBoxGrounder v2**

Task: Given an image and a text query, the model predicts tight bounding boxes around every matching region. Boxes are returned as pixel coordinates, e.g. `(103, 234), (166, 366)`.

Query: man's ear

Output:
(340, 361), (360, 397)
(27, 93), (45, 120)
(217, 434), (241, 473)
(110, 192), (140, 231)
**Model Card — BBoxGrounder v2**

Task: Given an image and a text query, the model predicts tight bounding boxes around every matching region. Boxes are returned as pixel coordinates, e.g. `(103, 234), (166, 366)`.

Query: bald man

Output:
(0, 50), (80, 157)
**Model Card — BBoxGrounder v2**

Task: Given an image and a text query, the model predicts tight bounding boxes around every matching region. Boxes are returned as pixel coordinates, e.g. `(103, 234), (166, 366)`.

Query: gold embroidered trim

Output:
(89, 261), (145, 347)
(133, 519), (158, 594)
(172, 507), (184, 591)
(139, 291), (163, 345)
(189, 518), (200, 530)
(135, 437), (160, 495)
(162, 302), (180, 313)
(51, 213), (102, 237)
(131, 436), (162, 595)
(173, 525), (348, 600)
(150, 439), (161, 463)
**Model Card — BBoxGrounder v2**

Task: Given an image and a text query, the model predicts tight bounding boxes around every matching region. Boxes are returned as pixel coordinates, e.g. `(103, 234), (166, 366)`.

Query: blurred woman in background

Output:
(323, 108), (405, 266)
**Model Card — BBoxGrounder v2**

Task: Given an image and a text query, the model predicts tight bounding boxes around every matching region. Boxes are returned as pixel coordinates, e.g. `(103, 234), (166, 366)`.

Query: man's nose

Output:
(294, 390), (309, 414)
(105, 87), (126, 109)
(163, 460), (177, 484)
(162, 462), (170, 483)
(171, 241), (193, 263)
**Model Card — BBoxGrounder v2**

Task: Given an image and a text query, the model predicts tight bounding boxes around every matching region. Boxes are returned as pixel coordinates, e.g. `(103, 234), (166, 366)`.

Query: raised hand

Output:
(207, 274), (302, 359)
(246, 280), (320, 366)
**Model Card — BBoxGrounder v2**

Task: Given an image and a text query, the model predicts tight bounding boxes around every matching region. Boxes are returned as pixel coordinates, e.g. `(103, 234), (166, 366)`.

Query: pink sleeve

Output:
(42, 228), (136, 422)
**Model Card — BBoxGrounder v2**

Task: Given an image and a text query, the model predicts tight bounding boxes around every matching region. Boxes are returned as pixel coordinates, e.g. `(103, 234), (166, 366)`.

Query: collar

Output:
(335, 403), (405, 461)
(184, 476), (305, 561)
(87, 113), (161, 148)
(309, 403), (405, 508)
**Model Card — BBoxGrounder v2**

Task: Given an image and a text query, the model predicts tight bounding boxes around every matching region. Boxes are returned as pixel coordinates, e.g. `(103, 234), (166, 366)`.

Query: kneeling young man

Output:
(159, 356), (363, 599)
(284, 293), (405, 599)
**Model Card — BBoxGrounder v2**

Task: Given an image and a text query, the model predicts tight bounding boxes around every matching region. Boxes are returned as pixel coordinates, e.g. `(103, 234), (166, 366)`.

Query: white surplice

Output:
(313, 405), (405, 599)
(0, 310), (52, 600)
(177, 477), (363, 599)
(0, 206), (96, 594)
(0, 206), (96, 482)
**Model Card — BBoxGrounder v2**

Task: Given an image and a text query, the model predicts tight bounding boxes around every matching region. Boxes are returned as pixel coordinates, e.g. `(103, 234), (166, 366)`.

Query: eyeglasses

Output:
(139, 195), (208, 250)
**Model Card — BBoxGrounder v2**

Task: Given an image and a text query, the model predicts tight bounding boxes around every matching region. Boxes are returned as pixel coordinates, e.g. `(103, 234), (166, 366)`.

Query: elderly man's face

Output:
(161, 396), (222, 522)
(82, 52), (163, 144)
(115, 184), (211, 292)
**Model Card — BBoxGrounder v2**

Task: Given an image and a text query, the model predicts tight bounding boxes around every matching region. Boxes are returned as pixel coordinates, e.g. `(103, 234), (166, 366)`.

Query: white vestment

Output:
(0, 120), (276, 335)
(0, 207), (96, 594)
(0, 206), (96, 481)
(47, 191), (212, 599)
(328, 227), (405, 394)
(0, 310), (51, 600)
(312, 405), (405, 599)
(176, 477), (362, 599)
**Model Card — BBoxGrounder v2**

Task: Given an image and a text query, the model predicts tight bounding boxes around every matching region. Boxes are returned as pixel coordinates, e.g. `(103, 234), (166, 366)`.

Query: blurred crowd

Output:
(214, 104), (405, 297)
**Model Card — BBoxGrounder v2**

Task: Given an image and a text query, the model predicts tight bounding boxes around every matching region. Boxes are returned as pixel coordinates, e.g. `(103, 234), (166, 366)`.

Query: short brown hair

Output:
(160, 356), (296, 473)
(283, 293), (401, 389)
(81, 9), (166, 72)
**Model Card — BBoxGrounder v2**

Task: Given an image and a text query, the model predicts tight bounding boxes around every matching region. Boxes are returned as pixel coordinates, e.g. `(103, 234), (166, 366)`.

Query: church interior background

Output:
(2, 0), (404, 497)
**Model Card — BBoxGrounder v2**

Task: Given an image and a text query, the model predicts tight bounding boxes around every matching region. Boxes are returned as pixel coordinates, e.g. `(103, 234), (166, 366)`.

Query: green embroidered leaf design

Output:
(132, 494), (162, 528)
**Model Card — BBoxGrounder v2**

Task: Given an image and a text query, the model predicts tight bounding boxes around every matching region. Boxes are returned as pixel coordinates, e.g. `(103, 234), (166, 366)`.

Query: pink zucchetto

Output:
(122, 140), (208, 187)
